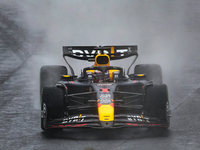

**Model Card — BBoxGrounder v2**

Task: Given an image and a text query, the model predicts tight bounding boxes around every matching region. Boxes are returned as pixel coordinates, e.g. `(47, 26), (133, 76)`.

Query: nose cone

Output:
(98, 104), (114, 128)
(100, 121), (114, 128)
(98, 104), (114, 121)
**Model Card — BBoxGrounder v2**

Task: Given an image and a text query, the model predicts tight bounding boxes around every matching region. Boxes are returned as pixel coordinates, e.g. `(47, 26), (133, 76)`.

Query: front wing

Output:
(43, 114), (168, 129)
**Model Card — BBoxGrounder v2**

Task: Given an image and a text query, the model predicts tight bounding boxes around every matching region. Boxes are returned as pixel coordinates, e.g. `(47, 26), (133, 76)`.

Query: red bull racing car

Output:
(40, 45), (170, 131)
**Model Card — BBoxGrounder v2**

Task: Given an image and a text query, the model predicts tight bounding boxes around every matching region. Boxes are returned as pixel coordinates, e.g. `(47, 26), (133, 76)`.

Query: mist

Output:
(14, 0), (199, 71)
(1, 0), (200, 109)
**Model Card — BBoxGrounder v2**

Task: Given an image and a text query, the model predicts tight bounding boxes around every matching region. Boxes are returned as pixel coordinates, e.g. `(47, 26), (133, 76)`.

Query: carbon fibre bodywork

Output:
(40, 45), (170, 130)
(43, 79), (168, 129)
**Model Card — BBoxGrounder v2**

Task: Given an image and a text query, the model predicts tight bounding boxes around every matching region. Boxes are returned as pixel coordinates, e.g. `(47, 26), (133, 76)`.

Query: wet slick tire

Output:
(41, 86), (64, 131)
(145, 84), (170, 129)
(134, 64), (162, 84)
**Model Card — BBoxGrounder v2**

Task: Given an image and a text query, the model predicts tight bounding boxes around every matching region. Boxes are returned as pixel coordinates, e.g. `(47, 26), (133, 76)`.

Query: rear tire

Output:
(145, 84), (170, 128)
(134, 64), (162, 84)
(40, 65), (67, 93)
(41, 86), (65, 131)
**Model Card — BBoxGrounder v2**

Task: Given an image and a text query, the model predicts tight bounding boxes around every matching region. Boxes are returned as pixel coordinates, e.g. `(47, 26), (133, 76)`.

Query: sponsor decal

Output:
(70, 49), (130, 58)
(97, 83), (113, 86)
(99, 94), (112, 104)
(127, 115), (149, 122)
(62, 114), (85, 124)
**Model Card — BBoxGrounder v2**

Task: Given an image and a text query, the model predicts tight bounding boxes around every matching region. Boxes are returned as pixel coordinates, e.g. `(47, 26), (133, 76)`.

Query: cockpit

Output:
(86, 69), (120, 83)
(83, 53), (121, 83)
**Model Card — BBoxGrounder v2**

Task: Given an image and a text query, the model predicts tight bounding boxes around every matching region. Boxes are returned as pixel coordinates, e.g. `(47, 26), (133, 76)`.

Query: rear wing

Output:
(63, 45), (138, 61)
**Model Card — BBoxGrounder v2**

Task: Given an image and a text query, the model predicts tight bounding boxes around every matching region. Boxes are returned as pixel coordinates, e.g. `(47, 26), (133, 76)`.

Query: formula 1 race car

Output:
(40, 45), (170, 131)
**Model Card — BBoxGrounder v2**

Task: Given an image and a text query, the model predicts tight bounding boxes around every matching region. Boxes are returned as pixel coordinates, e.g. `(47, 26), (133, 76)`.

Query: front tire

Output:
(145, 84), (170, 128)
(41, 86), (65, 131)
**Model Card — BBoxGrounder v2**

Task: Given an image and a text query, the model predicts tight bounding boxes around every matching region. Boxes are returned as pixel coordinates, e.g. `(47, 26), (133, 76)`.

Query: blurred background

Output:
(1, 0), (200, 74)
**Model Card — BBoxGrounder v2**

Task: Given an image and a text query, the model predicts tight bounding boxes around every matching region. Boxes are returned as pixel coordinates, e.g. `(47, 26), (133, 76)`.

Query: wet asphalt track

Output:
(1, 1), (200, 150)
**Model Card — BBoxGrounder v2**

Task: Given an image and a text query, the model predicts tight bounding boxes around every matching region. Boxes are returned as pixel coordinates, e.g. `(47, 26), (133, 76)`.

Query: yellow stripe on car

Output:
(63, 75), (71, 77)
(111, 46), (114, 57)
(108, 70), (120, 81)
(136, 74), (145, 77)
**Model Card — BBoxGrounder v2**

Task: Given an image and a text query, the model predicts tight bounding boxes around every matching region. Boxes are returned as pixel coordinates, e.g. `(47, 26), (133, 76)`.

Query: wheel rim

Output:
(42, 103), (47, 129)
(166, 101), (170, 127)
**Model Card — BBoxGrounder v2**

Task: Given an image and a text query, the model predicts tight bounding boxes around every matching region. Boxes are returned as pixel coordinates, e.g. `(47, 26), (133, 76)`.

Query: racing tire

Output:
(134, 64), (162, 84)
(145, 84), (170, 129)
(40, 65), (68, 93)
(41, 85), (65, 131)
